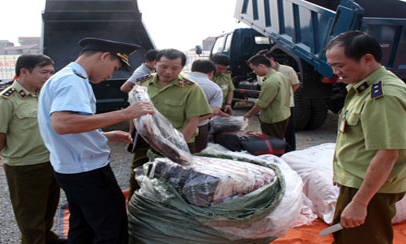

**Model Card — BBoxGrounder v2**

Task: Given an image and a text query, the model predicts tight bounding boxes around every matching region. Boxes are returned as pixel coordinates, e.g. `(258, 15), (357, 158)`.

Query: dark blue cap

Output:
(78, 37), (140, 71)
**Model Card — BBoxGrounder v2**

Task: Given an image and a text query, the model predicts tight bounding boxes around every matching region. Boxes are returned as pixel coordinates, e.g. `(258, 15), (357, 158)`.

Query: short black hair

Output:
(247, 54), (272, 67)
(210, 54), (230, 66)
(191, 59), (217, 74)
(15, 54), (54, 77)
(144, 49), (158, 62)
(156, 49), (187, 66)
(325, 31), (382, 62)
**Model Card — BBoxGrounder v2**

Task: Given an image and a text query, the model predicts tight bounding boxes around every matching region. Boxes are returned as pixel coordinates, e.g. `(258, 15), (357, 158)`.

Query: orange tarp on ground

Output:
(273, 218), (406, 244)
(57, 190), (406, 243)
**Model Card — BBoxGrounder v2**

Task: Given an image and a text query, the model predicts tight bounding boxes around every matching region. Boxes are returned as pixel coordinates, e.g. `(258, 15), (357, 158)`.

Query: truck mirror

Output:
(195, 45), (202, 55)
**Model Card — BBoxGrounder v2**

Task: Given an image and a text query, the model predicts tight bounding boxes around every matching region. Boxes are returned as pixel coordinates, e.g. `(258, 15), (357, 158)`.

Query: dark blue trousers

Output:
(54, 164), (128, 244)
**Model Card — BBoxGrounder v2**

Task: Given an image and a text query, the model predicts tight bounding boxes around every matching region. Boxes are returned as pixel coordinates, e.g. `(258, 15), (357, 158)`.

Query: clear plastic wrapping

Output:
(147, 156), (277, 207)
(128, 85), (192, 164)
(199, 144), (316, 234)
(130, 146), (289, 241)
(209, 115), (248, 134)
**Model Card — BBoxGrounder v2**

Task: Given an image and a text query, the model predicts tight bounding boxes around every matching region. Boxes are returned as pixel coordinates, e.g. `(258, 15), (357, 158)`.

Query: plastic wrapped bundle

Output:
(281, 143), (338, 224)
(214, 131), (286, 156)
(128, 152), (286, 243)
(281, 143), (406, 225)
(209, 115), (248, 134)
(128, 85), (192, 164)
(148, 156), (277, 207)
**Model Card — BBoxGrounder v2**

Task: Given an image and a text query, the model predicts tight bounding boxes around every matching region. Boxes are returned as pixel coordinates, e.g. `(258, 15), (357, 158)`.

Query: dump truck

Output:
(210, 0), (406, 130)
(42, 0), (154, 112)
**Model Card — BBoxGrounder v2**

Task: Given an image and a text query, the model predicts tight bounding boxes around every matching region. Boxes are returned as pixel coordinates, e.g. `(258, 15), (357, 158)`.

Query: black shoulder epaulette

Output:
(355, 81), (369, 94)
(135, 74), (152, 83)
(0, 87), (17, 99)
(73, 70), (87, 79)
(371, 81), (384, 100)
(179, 77), (195, 87)
(19, 90), (27, 98)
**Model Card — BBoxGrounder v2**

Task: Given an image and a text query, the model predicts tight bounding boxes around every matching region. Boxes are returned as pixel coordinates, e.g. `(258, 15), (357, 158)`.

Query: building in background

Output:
(0, 37), (40, 80)
(3, 37), (40, 55)
(183, 36), (215, 72)
(0, 40), (14, 55)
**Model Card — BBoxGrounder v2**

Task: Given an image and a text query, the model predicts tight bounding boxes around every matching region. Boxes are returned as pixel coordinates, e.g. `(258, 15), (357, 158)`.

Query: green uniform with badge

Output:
(0, 81), (60, 244)
(128, 73), (212, 197)
(332, 66), (406, 244)
(211, 72), (235, 108)
(256, 69), (291, 139)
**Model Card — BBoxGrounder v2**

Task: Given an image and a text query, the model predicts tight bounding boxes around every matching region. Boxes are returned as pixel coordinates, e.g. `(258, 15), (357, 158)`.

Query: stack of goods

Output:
(128, 85), (192, 163)
(128, 152), (289, 244)
(214, 131), (286, 156)
(148, 156), (277, 207)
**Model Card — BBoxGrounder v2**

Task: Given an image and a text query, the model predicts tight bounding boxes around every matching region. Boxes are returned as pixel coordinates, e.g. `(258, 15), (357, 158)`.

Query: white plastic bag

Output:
(393, 194), (406, 224)
(281, 143), (339, 224)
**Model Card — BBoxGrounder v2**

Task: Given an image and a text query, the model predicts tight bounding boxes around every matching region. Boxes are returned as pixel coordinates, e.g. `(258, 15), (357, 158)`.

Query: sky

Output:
(1, 0), (247, 51)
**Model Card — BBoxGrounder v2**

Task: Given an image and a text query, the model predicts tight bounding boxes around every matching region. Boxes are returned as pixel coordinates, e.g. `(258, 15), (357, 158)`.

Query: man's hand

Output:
(103, 130), (133, 144)
(218, 110), (230, 117)
(124, 101), (154, 120)
(224, 104), (233, 115)
(340, 200), (367, 228)
(243, 113), (251, 120)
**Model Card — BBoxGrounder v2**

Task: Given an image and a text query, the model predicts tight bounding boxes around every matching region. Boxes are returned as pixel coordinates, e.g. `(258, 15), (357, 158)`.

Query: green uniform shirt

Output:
(211, 72), (235, 108)
(0, 81), (49, 166)
(333, 66), (406, 193)
(256, 69), (291, 123)
(137, 73), (212, 142)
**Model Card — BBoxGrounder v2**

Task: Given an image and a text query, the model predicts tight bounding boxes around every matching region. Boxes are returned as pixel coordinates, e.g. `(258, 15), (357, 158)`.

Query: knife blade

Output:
(319, 223), (343, 236)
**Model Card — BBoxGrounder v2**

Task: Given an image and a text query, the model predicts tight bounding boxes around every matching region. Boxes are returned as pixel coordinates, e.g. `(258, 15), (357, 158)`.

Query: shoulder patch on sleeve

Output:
(179, 77), (195, 87)
(73, 70), (87, 79)
(135, 74), (152, 83)
(371, 81), (384, 100)
(0, 87), (17, 99)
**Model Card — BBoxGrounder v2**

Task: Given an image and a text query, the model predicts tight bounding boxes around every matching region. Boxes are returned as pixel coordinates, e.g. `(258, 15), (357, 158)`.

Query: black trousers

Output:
(54, 165), (128, 244)
(195, 123), (210, 153)
(284, 107), (296, 152)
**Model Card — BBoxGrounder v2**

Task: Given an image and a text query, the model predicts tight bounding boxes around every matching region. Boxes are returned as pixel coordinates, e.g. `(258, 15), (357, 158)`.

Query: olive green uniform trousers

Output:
(4, 162), (60, 244)
(332, 186), (405, 244)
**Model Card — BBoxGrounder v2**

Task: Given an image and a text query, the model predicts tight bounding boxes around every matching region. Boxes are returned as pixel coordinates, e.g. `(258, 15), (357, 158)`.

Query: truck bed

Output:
(235, 0), (406, 80)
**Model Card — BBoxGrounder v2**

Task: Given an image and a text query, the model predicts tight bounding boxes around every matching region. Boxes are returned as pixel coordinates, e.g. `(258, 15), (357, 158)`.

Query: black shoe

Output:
(48, 236), (68, 244)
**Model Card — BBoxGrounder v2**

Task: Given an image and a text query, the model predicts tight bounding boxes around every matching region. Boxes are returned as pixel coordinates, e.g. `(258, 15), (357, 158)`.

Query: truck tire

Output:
(293, 88), (311, 131)
(305, 98), (328, 130)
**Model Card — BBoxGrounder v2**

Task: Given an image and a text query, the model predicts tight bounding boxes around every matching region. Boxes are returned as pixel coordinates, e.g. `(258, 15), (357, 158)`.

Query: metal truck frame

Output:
(212, 0), (406, 130)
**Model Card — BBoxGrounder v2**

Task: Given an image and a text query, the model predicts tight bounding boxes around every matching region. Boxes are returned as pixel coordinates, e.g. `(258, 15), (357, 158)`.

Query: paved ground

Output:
(0, 107), (338, 243)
